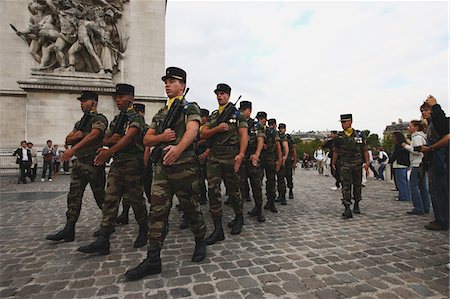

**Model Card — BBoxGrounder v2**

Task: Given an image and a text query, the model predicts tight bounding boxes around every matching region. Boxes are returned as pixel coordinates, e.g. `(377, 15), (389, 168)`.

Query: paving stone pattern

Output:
(0, 170), (448, 298)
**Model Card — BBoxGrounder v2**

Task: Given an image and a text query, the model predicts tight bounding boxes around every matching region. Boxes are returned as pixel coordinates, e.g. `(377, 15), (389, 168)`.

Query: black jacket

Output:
(431, 104), (449, 137)
(13, 148), (32, 164)
(390, 143), (410, 167)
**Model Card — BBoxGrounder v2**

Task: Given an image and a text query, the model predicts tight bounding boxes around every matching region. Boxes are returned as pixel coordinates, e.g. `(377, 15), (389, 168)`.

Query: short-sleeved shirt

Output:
(150, 98), (201, 163)
(245, 117), (265, 158)
(106, 108), (145, 161)
(261, 127), (280, 161)
(334, 129), (368, 165)
(73, 111), (108, 160)
(206, 103), (248, 157)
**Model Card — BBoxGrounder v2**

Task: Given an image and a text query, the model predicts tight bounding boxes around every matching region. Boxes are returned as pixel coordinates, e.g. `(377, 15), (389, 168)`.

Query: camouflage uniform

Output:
(334, 129), (368, 206)
(148, 99), (206, 250)
(276, 132), (287, 199)
(240, 118), (265, 205)
(284, 133), (295, 191)
(66, 111), (108, 223)
(207, 107), (248, 219)
(261, 127), (280, 202)
(99, 108), (148, 233)
(196, 126), (208, 204)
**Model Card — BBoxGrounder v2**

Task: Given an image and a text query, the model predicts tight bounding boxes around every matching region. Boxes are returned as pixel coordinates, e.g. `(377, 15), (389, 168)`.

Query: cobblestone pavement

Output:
(0, 170), (448, 299)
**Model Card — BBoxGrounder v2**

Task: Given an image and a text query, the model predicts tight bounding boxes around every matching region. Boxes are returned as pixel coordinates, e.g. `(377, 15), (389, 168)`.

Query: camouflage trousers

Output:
(239, 159), (263, 206)
(285, 157), (294, 189)
(123, 162), (153, 206)
(198, 162), (208, 200)
(100, 158), (148, 232)
(276, 164), (286, 197)
(148, 157), (206, 250)
(260, 158), (276, 200)
(207, 155), (243, 219)
(66, 159), (105, 223)
(340, 162), (362, 206)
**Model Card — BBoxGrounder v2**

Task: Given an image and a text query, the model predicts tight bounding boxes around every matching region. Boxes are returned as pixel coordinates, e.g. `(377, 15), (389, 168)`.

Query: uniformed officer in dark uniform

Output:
(278, 123), (297, 199)
(273, 119), (289, 205)
(46, 91), (108, 242)
(239, 101), (266, 222)
(332, 114), (369, 219)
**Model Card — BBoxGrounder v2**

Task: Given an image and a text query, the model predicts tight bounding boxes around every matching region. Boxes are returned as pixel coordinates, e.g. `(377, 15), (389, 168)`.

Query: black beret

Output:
(161, 67), (186, 83)
(256, 111), (267, 119)
(268, 118), (277, 125)
(278, 123), (286, 129)
(77, 90), (98, 101)
(200, 109), (210, 117)
(114, 83), (134, 96)
(133, 103), (145, 112)
(340, 114), (352, 122)
(214, 83), (231, 95)
(239, 101), (252, 110)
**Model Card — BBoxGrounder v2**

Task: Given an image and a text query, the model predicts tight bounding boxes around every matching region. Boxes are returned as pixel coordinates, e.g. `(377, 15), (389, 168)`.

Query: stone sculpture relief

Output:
(10, 0), (129, 74)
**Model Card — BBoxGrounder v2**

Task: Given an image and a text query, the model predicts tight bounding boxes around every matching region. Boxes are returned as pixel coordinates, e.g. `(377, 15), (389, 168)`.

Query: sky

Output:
(165, 1), (449, 137)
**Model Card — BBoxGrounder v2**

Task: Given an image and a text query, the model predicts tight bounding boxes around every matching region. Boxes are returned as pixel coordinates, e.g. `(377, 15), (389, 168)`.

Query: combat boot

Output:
(133, 223), (148, 248)
(46, 221), (75, 242)
(342, 205), (353, 219)
(179, 216), (189, 230)
(269, 199), (278, 213)
(93, 226), (115, 237)
(280, 193), (287, 205)
(263, 200), (270, 210)
(230, 213), (244, 235)
(116, 210), (129, 225)
(77, 232), (110, 255)
(125, 248), (161, 280)
(353, 201), (361, 214)
(247, 206), (257, 217)
(205, 217), (225, 246)
(256, 205), (265, 223)
(289, 188), (294, 199)
(191, 238), (206, 262)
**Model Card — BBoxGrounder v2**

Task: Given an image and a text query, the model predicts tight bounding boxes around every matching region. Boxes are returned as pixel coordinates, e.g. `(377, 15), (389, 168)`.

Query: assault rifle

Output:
(75, 111), (93, 131)
(150, 88), (190, 163)
(112, 109), (128, 135)
(205, 95), (242, 148)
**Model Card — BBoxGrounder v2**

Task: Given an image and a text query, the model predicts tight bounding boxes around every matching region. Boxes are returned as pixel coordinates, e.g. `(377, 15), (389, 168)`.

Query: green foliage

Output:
(293, 138), (323, 158)
(382, 135), (395, 153)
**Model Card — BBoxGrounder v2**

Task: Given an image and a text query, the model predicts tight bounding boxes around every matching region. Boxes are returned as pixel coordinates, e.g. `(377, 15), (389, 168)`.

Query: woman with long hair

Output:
(389, 132), (410, 201)
(402, 120), (430, 215)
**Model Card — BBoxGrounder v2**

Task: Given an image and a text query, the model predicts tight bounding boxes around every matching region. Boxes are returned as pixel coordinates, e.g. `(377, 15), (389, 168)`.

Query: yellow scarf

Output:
(344, 128), (354, 137)
(218, 102), (229, 114)
(167, 95), (183, 110)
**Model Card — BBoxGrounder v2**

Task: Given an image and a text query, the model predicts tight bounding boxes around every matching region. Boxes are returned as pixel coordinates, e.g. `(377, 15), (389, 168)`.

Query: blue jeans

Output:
(409, 167), (430, 213)
(377, 164), (387, 180)
(394, 168), (409, 201)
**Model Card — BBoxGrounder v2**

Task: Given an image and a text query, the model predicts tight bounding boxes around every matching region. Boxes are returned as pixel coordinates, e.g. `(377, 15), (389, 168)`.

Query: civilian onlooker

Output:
(52, 144), (61, 178)
(389, 132), (410, 201)
(367, 148), (378, 177)
(419, 98), (448, 231)
(41, 140), (54, 182)
(376, 147), (389, 180)
(313, 146), (326, 175)
(13, 141), (32, 184)
(402, 120), (430, 215)
(27, 142), (38, 182)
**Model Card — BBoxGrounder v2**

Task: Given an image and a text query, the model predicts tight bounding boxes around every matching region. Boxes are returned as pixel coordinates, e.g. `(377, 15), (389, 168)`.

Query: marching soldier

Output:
(257, 113), (282, 213)
(201, 83), (248, 245)
(116, 103), (153, 225)
(332, 114), (369, 219)
(279, 123), (297, 199)
(46, 91), (108, 242)
(77, 84), (149, 254)
(239, 101), (266, 222)
(197, 108), (210, 205)
(124, 67), (206, 280)
(272, 119), (289, 205)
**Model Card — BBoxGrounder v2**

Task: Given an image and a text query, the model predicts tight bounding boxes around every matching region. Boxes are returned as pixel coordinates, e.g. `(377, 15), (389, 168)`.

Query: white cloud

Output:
(166, 1), (448, 136)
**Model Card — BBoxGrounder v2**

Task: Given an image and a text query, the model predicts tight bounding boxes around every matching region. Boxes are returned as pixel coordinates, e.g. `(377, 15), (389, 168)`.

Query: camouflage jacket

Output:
(334, 129), (368, 164)
(245, 118), (265, 159)
(72, 110), (108, 160)
(261, 127), (280, 161)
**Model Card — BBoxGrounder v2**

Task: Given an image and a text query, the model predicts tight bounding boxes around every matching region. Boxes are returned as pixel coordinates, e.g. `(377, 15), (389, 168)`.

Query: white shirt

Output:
(314, 149), (325, 161)
(21, 148), (28, 161)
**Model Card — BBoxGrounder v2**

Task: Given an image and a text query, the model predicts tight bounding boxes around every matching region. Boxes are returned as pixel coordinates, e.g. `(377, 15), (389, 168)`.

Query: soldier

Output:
(77, 84), (148, 254)
(332, 114), (369, 219)
(201, 83), (248, 245)
(324, 131), (341, 190)
(116, 103), (153, 225)
(197, 108), (210, 205)
(46, 91), (108, 242)
(257, 113), (282, 213)
(239, 101), (266, 222)
(273, 120), (289, 205)
(124, 67), (206, 280)
(279, 123), (297, 199)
